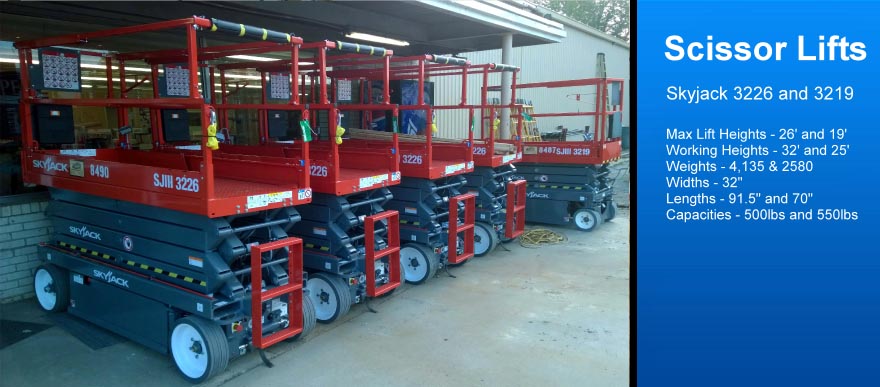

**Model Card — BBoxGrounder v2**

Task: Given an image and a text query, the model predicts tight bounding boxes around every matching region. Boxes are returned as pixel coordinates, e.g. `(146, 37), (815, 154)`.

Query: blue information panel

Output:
(638, 1), (880, 386)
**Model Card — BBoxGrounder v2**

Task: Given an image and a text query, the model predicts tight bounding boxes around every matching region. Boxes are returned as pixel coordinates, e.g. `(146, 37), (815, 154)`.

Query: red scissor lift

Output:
(460, 63), (527, 256)
(510, 78), (625, 231)
(17, 17), (316, 382)
(213, 40), (402, 323)
(323, 54), (478, 284)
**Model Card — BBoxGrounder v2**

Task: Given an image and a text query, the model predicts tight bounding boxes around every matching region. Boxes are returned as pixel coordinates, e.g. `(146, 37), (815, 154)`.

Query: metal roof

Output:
(0, 1), (566, 55)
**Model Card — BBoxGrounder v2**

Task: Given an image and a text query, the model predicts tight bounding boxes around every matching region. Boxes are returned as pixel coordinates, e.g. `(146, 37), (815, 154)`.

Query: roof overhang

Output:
(0, 1), (566, 56)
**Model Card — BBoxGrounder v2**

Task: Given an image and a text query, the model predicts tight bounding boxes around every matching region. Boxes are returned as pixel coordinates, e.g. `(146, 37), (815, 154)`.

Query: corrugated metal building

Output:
(432, 14), (630, 141)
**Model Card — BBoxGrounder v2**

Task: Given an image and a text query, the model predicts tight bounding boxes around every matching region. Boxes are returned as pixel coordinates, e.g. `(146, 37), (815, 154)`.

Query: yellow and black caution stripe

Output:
(531, 184), (584, 190)
(57, 241), (207, 288)
(209, 18), (292, 44)
(335, 40), (389, 57)
(304, 243), (331, 252)
(59, 241), (112, 260)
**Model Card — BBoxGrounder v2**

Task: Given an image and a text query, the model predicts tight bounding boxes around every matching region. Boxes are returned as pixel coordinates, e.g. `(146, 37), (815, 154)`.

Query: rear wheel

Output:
(573, 208), (600, 232)
(34, 264), (69, 313)
(474, 222), (499, 257)
(170, 316), (229, 384)
(400, 243), (439, 284)
(305, 273), (351, 323)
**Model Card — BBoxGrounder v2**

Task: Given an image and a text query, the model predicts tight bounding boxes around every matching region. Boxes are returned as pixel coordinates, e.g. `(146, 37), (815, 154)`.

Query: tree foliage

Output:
(539, 0), (630, 42)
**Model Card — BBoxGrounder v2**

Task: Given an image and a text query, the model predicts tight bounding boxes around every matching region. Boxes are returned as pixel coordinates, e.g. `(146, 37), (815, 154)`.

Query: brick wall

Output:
(0, 198), (52, 303)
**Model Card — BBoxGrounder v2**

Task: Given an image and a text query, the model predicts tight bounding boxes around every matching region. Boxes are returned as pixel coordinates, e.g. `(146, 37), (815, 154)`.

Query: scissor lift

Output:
(322, 54), (478, 284)
(510, 78), (625, 231)
(462, 63), (527, 256)
(214, 40), (402, 322)
(17, 18), (316, 382)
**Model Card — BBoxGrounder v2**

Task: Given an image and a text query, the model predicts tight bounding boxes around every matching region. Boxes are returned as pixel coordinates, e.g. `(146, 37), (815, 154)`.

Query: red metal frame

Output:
(509, 78), (625, 165)
(15, 18), (312, 218)
(213, 40), (401, 196)
(447, 193), (476, 265)
(505, 180), (527, 239)
(472, 63), (524, 168)
(249, 237), (304, 349)
(364, 211), (401, 297)
(322, 56), (522, 174)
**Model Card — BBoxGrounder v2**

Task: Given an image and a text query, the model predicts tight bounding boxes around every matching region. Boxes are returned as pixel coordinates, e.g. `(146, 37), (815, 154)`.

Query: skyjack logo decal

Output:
(92, 269), (130, 288)
(526, 191), (550, 199)
(33, 157), (69, 173)
(70, 225), (102, 241)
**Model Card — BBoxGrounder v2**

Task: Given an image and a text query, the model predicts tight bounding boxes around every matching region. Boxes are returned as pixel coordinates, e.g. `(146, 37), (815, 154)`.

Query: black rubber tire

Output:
(602, 200), (618, 222)
(590, 209), (605, 226)
(170, 316), (229, 384)
(474, 222), (500, 257)
(33, 264), (69, 313)
(572, 208), (601, 232)
(307, 273), (352, 324)
(286, 293), (317, 342)
(400, 243), (439, 285)
(300, 292), (318, 338)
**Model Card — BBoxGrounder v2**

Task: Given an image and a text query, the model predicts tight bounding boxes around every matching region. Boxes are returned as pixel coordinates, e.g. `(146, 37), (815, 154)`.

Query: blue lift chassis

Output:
(290, 189), (401, 323)
(384, 175), (476, 284)
(514, 163), (617, 231)
(31, 189), (316, 383)
(461, 165), (527, 256)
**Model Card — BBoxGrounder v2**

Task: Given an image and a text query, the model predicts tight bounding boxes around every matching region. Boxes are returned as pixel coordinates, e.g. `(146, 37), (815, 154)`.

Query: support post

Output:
(499, 33), (513, 138)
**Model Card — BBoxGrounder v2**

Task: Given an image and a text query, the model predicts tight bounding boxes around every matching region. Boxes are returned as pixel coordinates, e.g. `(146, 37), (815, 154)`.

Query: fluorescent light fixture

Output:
(123, 66), (153, 73)
(344, 32), (409, 47)
(0, 58), (24, 64)
(81, 84), (93, 88)
(82, 64), (154, 73)
(299, 61), (315, 66)
(223, 73), (262, 81)
(80, 63), (111, 70)
(82, 76), (151, 83)
(1, 59), (155, 73)
(227, 55), (279, 62)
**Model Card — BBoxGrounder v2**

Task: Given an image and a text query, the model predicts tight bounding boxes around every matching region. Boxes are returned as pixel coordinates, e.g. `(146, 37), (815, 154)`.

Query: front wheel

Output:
(400, 243), (439, 284)
(305, 273), (352, 323)
(474, 222), (500, 257)
(170, 316), (229, 384)
(34, 264), (69, 313)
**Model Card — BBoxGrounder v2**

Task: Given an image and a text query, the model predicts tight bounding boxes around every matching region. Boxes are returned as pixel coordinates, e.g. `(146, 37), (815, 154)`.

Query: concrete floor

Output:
(0, 159), (630, 387)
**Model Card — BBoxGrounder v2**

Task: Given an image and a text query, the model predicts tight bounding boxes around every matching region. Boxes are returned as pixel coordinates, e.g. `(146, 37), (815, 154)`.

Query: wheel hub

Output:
(407, 257), (420, 268)
(189, 339), (203, 356)
(319, 290), (330, 304)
